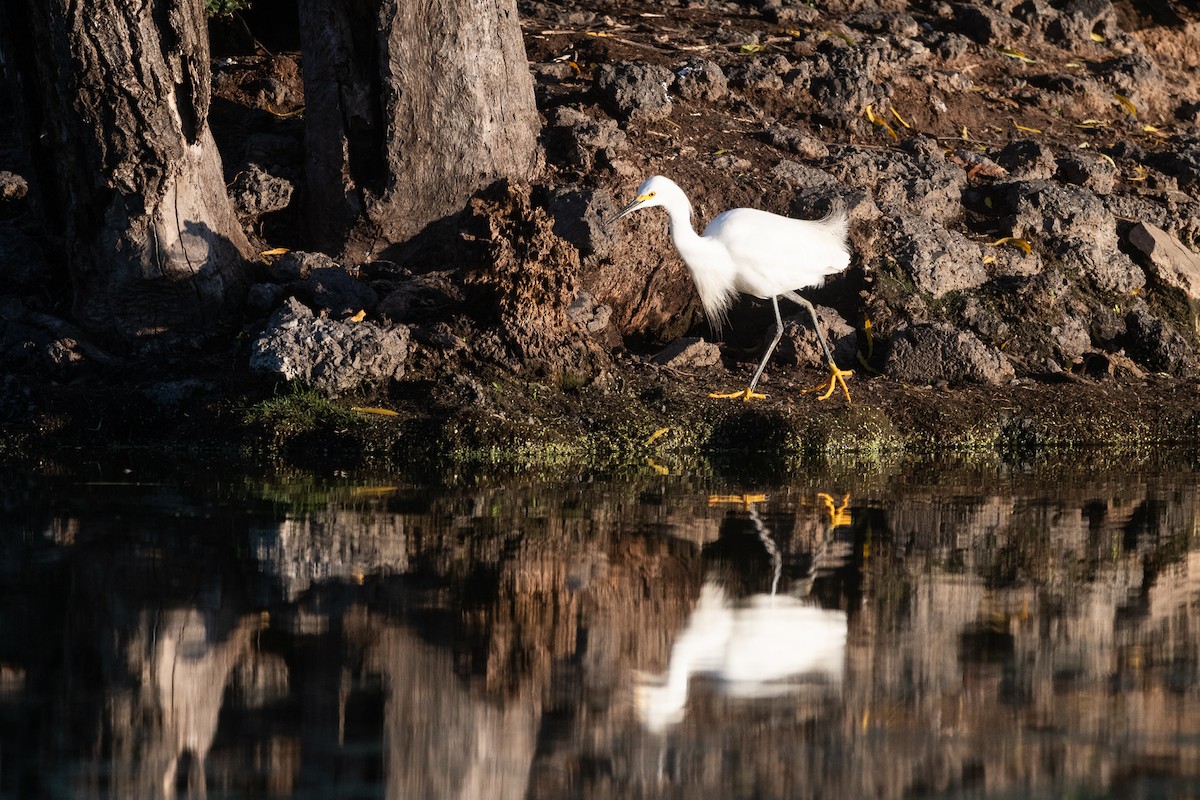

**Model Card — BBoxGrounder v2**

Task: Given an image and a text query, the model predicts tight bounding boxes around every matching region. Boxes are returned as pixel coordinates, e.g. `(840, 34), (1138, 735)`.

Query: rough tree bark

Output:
(298, 0), (542, 258)
(1, 0), (252, 346)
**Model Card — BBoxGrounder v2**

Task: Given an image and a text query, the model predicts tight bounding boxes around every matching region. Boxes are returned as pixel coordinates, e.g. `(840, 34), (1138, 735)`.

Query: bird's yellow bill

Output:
(608, 192), (655, 225)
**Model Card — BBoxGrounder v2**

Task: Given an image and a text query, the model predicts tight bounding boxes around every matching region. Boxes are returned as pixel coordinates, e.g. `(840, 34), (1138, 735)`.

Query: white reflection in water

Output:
(635, 581), (847, 732)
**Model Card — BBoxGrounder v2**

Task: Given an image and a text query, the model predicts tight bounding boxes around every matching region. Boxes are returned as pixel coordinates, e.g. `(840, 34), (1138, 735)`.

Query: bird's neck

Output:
(664, 200), (712, 267)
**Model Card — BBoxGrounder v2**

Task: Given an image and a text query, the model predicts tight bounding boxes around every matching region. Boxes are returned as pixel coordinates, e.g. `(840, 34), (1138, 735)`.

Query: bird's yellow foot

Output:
(802, 365), (854, 403)
(708, 387), (767, 401)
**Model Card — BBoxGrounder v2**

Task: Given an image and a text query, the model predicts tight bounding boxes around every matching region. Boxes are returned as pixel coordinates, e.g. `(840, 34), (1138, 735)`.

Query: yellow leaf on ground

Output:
(987, 236), (1033, 254)
(998, 47), (1037, 63)
(259, 247), (289, 257)
(348, 309), (366, 323)
(1074, 119), (1106, 129)
(1114, 93), (1137, 116)
(1012, 120), (1042, 133)
(889, 107), (912, 128)
(1090, 31), (1105, 42)
(351, 406), (399, 416)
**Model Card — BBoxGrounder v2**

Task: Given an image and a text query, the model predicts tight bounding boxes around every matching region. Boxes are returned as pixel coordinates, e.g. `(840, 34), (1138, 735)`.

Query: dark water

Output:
(4, 454), (1200, 799)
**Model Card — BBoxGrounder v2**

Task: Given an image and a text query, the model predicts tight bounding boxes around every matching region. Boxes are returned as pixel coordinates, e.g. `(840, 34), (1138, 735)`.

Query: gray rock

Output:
(953, 5), (1028, 45)
(269, 251), (337, 282)
(777, 304), (857, 368)
(726, 58), (786, 92)
(651, 337), (722, 369)
(885, 323), (1015, 385)
(566, 291), (612, 333)
(1056, 153), (1116, 195)
(1001, 180), (1144, 293)
(890, 215), (988, 298)
(996, 139), (1057, 180)
(771, 160), (841, 190)
(810, 43), (893, 116)
(765, 125), (830, 159)
(231, 164), (295, 216)
(377, 272), (462, 322)
(250, 297), (411, 396)
(1124, 308), (1196, 376)
(760, 0), (819, 24)
(1128, 222), (1200, 299)
(595, 61), (674, 122)
(546, 107), (628, 173)
(303, 267), (378, 317)
(830, 143), (965, 221)
(674, 59), (728, 102)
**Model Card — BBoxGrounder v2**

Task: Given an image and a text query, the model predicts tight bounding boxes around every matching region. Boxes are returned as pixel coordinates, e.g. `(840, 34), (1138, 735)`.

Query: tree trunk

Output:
(299, 0), (542, 259)
(1, 0), (251, 347)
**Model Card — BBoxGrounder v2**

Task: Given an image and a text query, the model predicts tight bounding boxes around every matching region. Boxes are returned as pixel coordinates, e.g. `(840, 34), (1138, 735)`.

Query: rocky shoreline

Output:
(3, 0), (1200, 469)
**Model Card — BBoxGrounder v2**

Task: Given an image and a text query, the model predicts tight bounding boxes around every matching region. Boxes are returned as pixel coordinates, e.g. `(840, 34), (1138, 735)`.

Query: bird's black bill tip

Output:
(606, 200), (642, 227)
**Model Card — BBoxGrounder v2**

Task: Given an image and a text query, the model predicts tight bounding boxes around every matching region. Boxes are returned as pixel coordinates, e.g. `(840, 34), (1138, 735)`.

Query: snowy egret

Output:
(611, 175), (853, 402)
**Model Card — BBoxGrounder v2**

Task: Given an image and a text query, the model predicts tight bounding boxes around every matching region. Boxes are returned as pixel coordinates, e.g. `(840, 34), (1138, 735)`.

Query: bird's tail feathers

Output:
(818, 205), (850, 245)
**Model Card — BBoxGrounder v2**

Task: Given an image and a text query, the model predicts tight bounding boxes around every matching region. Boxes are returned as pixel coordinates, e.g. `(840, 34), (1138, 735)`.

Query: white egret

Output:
(611, 175), (853, 402)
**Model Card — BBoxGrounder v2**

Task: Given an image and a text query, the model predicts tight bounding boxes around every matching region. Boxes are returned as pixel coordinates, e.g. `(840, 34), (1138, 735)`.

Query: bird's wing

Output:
(704, 208), (850, 299)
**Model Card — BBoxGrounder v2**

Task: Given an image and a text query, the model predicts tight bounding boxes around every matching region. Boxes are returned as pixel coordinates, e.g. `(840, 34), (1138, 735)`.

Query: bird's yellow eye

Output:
(648, 191), (657, 198)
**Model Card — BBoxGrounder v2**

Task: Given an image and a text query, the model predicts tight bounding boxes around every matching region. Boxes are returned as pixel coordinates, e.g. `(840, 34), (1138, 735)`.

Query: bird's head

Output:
(609, 175), (681, 224)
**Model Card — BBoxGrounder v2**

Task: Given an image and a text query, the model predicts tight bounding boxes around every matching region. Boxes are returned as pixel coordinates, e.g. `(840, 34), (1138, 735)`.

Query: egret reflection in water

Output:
(636, 493), (851, 732)
(634, 582), (847, 732)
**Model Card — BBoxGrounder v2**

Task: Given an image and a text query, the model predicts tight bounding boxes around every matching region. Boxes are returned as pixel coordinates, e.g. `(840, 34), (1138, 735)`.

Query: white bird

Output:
(611, 175), (853, 402)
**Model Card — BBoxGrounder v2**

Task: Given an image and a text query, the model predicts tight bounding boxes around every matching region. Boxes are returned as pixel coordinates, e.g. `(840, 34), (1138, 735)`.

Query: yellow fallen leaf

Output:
(739, 43), (765, 54)
(982, 253), (997, 264)
(822, 30), (856, 46)
(1090, 31), (1106, 42)
(865, 104), (898, 139)
(644, 427), (670, 446)
(1065, 61), (1082, 68)
(987, 236), (1032, 254)
(1143, 124), (1170, 139)
(890, 107), (912, 128)
(785, 28), (804, 37)
(1013, 120), (1042, 133)
(586, 31), (614, 37)
(961, 125), (970, 141)
(1127, 164), (1147, 181)
(351, 406), (399, 416)
(1099, 153), (1117, 169)
(1114, 93), (1137, 116)
(984, 196), (993, 209)
(647, 458), (669, 476)
(998, 47), (1037, 63)
(266, 104), (305, 119)
(348, 309), (366, 323)
(1074, 119), (1107, 129)
(259, 247), (290, 257)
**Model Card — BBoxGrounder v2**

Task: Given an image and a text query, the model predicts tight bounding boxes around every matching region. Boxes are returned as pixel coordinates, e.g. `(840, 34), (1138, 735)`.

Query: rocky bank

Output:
(3, 0), (1200, 468)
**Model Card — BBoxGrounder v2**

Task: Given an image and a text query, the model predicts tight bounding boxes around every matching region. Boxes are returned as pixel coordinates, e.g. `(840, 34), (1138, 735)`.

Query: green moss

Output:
(240, 383), (361, 445)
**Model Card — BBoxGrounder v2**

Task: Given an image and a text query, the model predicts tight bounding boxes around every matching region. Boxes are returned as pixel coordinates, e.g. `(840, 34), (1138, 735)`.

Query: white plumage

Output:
(611, 175), (853, 402)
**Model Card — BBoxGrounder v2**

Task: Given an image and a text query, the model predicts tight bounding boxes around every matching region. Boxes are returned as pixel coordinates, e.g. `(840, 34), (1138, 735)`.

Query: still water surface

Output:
(4, 455), (1200, 799)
